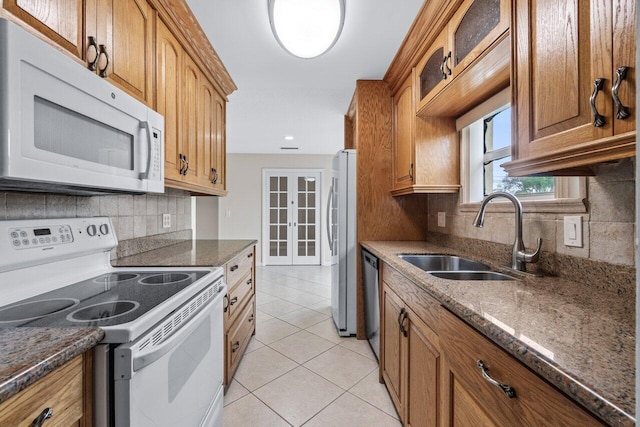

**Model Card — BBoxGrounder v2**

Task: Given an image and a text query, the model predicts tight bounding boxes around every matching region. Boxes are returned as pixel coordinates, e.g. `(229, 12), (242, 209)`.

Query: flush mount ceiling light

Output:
(268, 0), (346, 59)
(284, 135), (295, 140)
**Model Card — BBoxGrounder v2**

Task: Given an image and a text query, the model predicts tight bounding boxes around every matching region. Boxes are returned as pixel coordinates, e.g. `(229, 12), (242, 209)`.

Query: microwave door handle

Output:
(131, 287), (224, 372)
(139, 121), (152, 180)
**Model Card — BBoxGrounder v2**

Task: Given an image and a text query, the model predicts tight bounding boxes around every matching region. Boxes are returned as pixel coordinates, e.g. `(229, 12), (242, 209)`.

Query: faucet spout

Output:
(473, 191), (542, 272)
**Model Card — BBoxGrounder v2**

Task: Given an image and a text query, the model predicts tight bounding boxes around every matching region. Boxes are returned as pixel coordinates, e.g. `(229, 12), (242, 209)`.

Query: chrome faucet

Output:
(473, 191), (542, 272)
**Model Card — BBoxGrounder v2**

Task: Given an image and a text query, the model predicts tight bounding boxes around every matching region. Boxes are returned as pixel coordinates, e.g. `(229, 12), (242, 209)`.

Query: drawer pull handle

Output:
(612, 66), (631, 120)
(33, 407), (53, 426)
(98, 44), (109, 78)
(230, 296), (238, 305)
(230, 265), (239, 272)
(248, 253), (253, 258)
(232, 341), (240, 352)
(249, 314), (255, 322)
(87, 36), (99, 71)
(398, 308), (408, 337)
(247, 278), (253, 286)
(589, 78), (606, 127)
(477, 360), (516, 398)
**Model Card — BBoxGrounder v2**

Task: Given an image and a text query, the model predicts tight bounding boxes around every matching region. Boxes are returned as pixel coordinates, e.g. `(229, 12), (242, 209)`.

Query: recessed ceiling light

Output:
(268, 0), (346, 59)
(284, 136), (294, 140)
(280, 147), (299, 150)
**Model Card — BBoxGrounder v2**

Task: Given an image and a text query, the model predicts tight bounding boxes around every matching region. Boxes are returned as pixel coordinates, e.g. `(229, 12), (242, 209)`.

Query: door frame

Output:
(262, 168), (324, 266)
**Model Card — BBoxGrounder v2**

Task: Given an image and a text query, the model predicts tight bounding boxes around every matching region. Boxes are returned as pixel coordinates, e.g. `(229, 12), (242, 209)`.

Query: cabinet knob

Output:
(612, 66), (631, 120)
(32, 407), (53, 426)
(477, 360), (516, 398)
(589, 78), (606, 127)
(87, 36), (99, 71)
(98, 44), (109, 78)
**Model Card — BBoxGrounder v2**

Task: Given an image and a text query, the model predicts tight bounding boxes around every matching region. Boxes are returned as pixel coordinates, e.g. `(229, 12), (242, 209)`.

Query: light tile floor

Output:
(224, 265), (400, 427)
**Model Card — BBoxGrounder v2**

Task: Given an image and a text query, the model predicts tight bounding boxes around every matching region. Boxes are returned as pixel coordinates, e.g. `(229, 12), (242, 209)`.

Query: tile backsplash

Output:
(427, 158), (636, 267)
(0, 188), (192, 259)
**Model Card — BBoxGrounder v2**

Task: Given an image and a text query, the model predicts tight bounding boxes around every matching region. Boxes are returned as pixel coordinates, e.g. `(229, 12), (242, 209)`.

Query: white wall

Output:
(193, 196), (219, 239)
(200, 153), (334, 264)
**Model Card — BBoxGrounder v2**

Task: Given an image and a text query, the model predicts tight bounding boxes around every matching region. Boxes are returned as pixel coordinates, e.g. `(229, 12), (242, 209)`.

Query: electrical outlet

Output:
(162, 213), (171, 228)
(437, 212), (446, 228)
(563, 216), (582, 247)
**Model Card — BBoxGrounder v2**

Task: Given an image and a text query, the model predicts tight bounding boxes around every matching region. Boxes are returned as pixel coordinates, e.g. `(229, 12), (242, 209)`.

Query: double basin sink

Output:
(398, 254), (514, 281)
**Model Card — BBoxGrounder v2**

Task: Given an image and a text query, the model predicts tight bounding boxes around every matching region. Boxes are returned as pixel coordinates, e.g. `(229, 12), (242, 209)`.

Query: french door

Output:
(263, 170), (322, 265)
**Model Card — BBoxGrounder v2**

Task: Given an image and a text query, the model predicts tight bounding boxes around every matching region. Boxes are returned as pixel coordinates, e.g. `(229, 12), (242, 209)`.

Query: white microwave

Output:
(0, 19), (164, 195)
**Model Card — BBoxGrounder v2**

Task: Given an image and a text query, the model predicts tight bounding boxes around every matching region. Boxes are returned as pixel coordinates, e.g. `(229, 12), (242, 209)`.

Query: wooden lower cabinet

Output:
(439, 309), (603, 426)
(0, 353), (91, 427)
(223, 245), (256, 385)
(381, 276), (440, 426)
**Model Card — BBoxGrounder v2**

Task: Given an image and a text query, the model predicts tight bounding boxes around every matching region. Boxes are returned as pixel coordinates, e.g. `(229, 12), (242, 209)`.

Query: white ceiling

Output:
(186, 0), (424, 155)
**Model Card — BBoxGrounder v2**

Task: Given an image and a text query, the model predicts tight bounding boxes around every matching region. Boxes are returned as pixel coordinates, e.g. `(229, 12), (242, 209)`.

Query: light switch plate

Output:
(437, 212), (446, 228)
(162, 213), (171, 228)
(563, 216), (582, 247)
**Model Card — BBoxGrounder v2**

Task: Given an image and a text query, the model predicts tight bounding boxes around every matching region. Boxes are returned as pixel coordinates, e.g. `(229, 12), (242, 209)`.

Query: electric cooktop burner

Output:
(139, 273), (191, 285)
(0, 270), (208, 327)
(0, 298), (79, 323)
(68, 301), (140, 322)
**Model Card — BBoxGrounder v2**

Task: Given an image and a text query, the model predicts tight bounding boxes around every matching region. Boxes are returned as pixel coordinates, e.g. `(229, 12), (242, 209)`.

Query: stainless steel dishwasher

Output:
(362, 249), (380, 360)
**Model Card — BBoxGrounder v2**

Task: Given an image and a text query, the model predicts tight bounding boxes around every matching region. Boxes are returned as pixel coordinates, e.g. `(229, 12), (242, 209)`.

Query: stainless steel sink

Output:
(429, 271), (515, 281)
(398, 254), (492, 272)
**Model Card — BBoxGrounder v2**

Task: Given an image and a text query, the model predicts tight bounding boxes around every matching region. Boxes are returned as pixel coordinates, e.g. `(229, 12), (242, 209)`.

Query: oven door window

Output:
(34, 96), (134, 171)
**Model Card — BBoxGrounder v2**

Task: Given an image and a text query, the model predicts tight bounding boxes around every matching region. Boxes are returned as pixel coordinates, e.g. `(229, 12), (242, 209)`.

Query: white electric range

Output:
(0, 217), (225, 427)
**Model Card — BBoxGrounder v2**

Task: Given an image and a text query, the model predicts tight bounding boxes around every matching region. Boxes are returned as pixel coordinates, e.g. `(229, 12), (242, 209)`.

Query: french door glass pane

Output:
(268, 175), (289, 257)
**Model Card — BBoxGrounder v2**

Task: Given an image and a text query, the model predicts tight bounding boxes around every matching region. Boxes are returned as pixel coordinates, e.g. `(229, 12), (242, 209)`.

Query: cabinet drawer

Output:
(440, 309), (603, 426)
(226, 247), (254, 290)
(226, 297), (255, 383)
(382, 263), (440, 332)
(228, 269), (254, 324)
(0, 355), (84, 427)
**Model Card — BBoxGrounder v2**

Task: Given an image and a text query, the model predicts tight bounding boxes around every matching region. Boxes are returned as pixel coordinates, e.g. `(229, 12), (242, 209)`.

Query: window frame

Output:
(458, 88), (587, 214)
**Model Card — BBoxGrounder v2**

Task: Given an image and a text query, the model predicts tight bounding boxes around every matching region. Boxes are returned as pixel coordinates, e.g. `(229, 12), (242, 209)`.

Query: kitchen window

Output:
(459, 88), (586, 212)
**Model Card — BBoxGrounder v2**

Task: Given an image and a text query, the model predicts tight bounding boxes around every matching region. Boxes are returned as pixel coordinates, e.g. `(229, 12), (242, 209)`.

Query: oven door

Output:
(113, 284), (226, 427)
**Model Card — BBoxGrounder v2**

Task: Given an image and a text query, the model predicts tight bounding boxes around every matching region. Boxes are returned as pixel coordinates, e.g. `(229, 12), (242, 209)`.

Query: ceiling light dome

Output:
(268, 0), (346, 59)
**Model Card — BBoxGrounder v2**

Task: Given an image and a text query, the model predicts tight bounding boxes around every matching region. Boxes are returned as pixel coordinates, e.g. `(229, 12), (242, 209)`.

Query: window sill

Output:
(459, 197), (588, 214)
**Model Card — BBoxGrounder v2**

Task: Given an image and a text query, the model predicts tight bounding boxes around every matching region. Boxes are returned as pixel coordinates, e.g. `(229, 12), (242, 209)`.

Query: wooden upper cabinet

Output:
(392, 75), (415, 191)
(94, 0), (154, 105)
(503, 0), (636, 176)
(415, 0), (509, 117)
(2, 0), (84, 58)
(197, 75), (226, 192)
(182, 54), (200, 184)
(156, 17), (183, 182)
(212, 91), (226, 191)
(440, 309), (603, 426)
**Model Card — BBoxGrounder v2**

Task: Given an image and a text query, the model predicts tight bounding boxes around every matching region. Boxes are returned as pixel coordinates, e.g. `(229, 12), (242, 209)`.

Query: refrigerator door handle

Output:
(326, 184), (333, 247)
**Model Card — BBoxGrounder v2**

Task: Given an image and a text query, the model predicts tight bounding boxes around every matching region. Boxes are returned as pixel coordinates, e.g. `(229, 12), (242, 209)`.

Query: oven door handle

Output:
(115, 286), (225, 379)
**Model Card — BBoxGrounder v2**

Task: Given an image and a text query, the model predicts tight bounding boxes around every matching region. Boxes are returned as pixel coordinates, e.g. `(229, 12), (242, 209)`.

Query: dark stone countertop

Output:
(362, 240), (635, 426)
(0, 327), (104, 404)
(113, 239), (257, 268)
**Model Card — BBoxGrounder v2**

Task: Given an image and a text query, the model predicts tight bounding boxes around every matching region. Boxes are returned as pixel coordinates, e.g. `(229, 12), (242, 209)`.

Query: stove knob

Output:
(87, 224), (97, 237)
(99, 224), (109, 235)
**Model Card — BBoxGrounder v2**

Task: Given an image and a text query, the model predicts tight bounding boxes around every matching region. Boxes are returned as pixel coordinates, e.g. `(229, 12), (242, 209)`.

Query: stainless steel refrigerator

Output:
(328, 149), (356, 336)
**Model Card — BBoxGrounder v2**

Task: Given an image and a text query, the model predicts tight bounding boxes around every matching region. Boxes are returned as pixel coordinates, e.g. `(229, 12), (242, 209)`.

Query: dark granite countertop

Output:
(0, 327), (104, 404)
(362, 241), (635, 426)
(113, 239), (257, 268)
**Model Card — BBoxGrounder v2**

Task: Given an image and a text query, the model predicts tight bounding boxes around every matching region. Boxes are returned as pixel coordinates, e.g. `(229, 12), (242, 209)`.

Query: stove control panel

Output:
(9, 224), (74, 250)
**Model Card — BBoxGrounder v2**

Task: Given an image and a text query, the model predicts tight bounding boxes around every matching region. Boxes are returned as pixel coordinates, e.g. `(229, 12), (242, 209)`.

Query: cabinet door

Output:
(96, 0), (153, 105)
(415, 30), (449, 111)
(213, 91), (226, 191)
(198, 76), (216, 189)
(611, 0), (635, 135)
(406, 307), (439, 427)
(448, 0), (509, 78)
(440, 309), (604, 427)
(392, 75), (415, 191)
(381, 284), (405, 418)
(156, 18), (183, 182)
(182, 55), (201, 184)
(509, 0), (613, 169)
(3, 0), (84, 58)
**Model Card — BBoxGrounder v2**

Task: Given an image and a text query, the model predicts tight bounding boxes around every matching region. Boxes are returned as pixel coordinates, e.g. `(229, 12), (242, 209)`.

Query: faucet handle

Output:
(521, 238), (542, 263)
